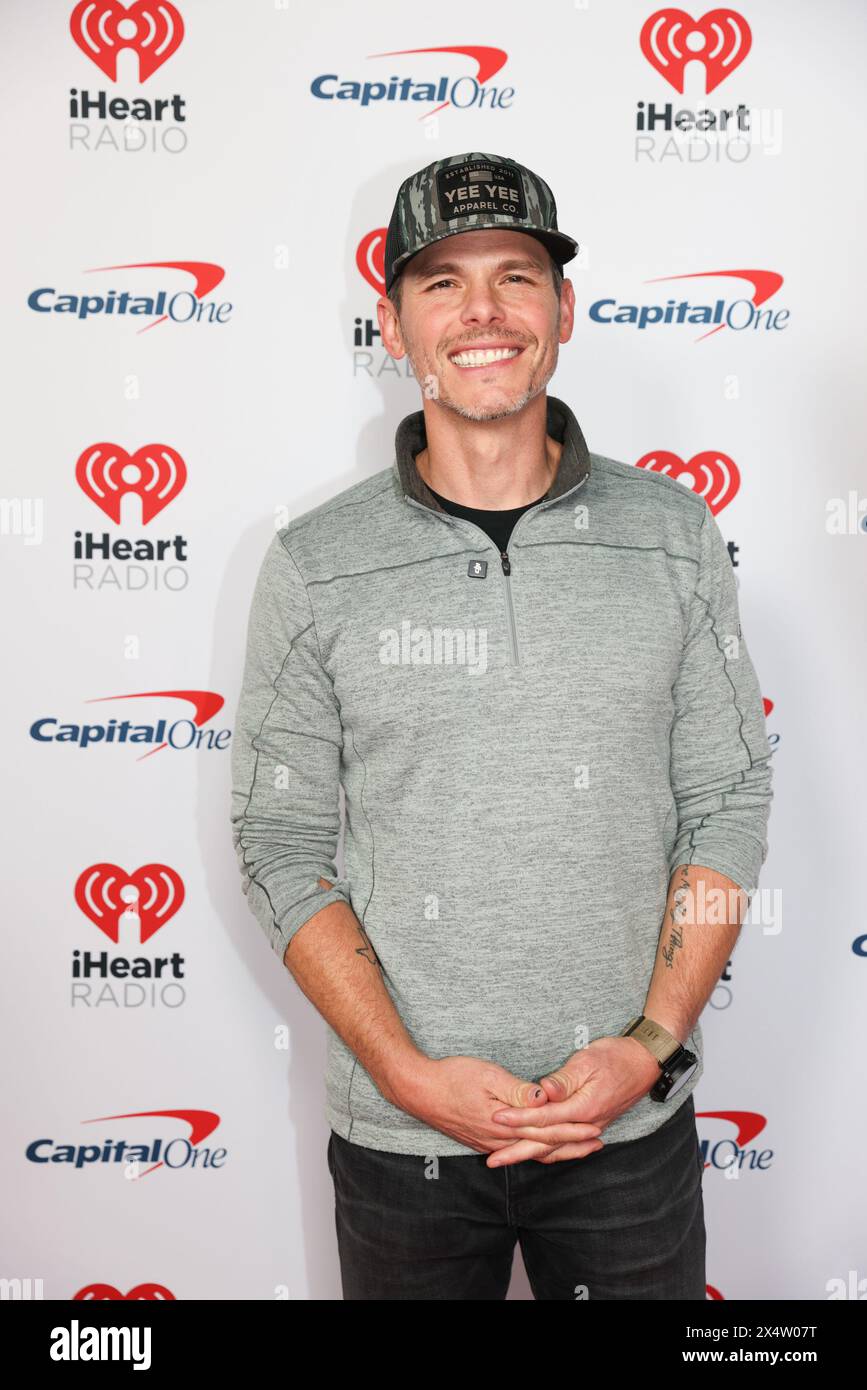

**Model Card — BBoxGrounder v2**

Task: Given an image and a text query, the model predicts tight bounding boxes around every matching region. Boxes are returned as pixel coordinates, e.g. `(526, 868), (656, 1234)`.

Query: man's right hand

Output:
(393, 1054), (604, 1159)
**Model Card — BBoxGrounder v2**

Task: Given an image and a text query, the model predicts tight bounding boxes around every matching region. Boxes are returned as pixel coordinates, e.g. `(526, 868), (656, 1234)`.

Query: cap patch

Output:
(435, 159), (527, 227)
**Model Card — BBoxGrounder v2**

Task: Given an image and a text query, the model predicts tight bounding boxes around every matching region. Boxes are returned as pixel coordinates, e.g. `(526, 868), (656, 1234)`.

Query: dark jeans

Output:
(327, 1094), (706, 1300)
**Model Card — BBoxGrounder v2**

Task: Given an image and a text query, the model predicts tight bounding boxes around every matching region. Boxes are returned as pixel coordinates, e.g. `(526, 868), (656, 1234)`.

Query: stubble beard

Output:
(404, 318), (561, 424)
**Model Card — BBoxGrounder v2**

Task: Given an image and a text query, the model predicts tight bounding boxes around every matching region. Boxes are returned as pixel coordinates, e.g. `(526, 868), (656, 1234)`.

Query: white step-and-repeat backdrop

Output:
(2, 0), (865, 1301)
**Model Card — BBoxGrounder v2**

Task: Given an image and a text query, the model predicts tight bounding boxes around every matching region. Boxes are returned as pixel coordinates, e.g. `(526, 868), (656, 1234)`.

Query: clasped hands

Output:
(486, 1035), (662, 1166)
(402, 1035), (662, 1167)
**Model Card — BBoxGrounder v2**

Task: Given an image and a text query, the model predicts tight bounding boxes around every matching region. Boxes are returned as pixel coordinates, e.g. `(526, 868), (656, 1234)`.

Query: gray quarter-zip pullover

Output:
(230, 394), (774, 1156)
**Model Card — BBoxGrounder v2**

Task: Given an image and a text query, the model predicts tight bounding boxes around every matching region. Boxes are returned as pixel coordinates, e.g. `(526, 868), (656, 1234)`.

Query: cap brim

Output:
(389, 224), (579, 289)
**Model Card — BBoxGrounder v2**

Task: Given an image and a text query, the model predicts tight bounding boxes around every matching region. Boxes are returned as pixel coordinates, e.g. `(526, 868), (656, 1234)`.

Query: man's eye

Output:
(427, 274), (531, 291)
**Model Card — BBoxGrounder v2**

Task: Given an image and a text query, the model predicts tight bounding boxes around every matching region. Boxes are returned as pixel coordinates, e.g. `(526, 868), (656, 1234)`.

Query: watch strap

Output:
(620, 1014), (683, 1066)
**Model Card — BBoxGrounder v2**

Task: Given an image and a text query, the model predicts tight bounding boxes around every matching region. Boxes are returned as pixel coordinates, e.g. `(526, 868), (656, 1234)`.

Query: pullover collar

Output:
(394, 393), (592, 514)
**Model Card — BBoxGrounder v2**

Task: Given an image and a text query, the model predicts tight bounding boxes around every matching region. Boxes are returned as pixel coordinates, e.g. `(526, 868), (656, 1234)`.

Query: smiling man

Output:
(230, 152), (774, 1300)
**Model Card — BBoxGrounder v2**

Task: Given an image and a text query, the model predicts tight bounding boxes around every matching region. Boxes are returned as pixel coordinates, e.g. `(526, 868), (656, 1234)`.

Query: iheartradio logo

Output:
(352, 230), (417, 378)
(357, 229), (387, 296)
(70, 0), (185, 83)
(72, 441), (190, 592)
(73, 1282), (175, 1300)
(635, 450), (740, 514)
(76, 443), (186, 524)
(75, 863), (184, 944)
(640, 8), (751, 94)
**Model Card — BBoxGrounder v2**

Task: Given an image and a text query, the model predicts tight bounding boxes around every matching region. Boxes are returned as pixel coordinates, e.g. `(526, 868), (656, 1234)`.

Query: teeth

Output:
(450, 347), (521, 367)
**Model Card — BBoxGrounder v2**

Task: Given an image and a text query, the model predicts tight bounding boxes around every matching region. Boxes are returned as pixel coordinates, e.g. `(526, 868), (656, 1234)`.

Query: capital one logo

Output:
(312, 46), (512, 121)
(26, 1109), (225, 1179)
(589, 268), (787, 341)
(640, 8), (752, 94)
(75, 863), (185, 943)
(70, 0), (185, 83)
(635, 450), (740, 514)
(76, 443), (186, 523)
(29, 689), (228, 757)
(27, 259), (229, 334)
(697, 1109), (773, 1172)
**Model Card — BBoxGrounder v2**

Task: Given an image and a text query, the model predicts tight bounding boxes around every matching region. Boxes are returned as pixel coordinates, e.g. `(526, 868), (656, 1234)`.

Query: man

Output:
(230, 152), (774, 1300)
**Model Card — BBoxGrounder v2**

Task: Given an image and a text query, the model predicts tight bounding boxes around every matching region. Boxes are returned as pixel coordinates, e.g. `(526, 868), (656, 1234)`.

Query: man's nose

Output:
(459, 283), (507, 324)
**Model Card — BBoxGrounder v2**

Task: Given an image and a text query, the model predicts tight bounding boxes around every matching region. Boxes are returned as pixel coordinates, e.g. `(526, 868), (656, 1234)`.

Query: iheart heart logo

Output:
(69, 0), (185, 83)
(74, 1283), (175, 1300)
(634, 449), (740, 514)
(357, 229), (387, 295)
(75, 442), (187, 524)
(74, 863), (185, 944)
(640, 8), (752, 94)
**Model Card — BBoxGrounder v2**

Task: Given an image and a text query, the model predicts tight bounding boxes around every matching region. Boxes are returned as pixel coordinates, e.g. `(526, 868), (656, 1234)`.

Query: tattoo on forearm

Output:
(662, 864), (690, 969)
(355, 924), (384, 971)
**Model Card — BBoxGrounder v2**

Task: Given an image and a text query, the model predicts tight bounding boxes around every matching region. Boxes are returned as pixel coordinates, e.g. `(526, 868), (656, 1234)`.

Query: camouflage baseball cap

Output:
(384, 151), (579, 294)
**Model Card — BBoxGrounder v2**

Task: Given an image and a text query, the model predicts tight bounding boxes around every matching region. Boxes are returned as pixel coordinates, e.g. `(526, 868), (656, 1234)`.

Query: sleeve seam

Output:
(682, 507), (757, 774)
(278, 533), (333, 689)
(687, 502), (711, 624)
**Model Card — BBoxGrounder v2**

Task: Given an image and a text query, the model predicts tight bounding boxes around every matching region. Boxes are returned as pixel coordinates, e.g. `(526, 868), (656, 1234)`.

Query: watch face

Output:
(652, 1048), (698, 1101)
(664, 1060), (698, 1099)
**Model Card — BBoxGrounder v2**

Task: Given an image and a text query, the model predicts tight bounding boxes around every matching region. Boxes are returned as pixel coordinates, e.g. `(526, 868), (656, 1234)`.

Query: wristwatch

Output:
(620, 1014), (698, 1102)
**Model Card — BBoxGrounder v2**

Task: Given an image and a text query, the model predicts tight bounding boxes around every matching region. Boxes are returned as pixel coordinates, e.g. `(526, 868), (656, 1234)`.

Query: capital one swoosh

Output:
(82, 1108), (221, 1179)
(696, 1109), (767, 1168)
(365, 46), (508, 120)
(645, 269), (784, 340)
(83, 260), (225, 334)
(85, 689), (225, 759)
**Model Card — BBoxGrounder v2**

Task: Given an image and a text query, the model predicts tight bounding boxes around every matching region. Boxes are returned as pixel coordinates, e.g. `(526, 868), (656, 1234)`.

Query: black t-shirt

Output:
(425, 480), (548, 556)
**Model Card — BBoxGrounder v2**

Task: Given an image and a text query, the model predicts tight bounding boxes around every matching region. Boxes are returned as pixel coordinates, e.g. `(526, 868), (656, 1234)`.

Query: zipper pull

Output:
(500, 550), (511, 575)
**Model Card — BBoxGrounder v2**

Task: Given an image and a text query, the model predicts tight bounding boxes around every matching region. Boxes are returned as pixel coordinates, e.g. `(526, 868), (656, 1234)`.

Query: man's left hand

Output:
(486, 1035), (662, 1167)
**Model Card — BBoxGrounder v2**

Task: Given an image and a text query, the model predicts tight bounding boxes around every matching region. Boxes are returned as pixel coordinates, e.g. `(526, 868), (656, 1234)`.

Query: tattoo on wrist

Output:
(662, 864), (690, 968)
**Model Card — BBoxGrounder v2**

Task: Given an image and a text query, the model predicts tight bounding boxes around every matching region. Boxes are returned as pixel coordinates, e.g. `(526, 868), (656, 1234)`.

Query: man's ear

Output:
(558, 279), (576, 346)
(377, 296), (405, 360)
